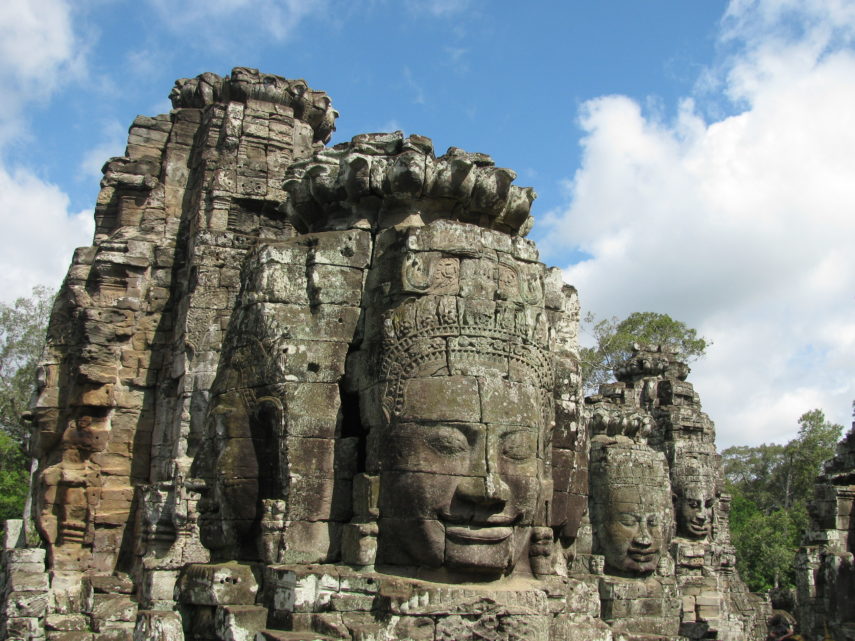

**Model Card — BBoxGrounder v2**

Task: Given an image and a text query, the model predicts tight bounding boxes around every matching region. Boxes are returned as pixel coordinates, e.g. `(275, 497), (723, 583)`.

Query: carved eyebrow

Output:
(494, 424), (537, 437)
(396, 421), (483, 437)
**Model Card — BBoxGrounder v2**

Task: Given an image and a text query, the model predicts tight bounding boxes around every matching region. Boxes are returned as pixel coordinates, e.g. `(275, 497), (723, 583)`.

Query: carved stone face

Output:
(377, 376), (545, 578)
(675, 484), (714, 540)
(36, 412), (108, 565)
(602, 485), (668, 575)
(198, 389), (260, 555)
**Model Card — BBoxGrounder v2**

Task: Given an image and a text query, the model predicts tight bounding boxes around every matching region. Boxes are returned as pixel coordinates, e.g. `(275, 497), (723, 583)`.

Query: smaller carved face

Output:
(676, 485), (715, 540)
(198, 390), (259, 554)
(602, 485), (668, 575)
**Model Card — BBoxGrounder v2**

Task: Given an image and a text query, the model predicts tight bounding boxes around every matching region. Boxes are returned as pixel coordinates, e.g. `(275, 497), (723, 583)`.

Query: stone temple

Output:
(0, 68), (772, 641)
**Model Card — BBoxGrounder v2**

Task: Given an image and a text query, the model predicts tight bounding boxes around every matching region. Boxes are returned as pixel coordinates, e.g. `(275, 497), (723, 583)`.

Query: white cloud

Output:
(406, 0), (470, 17)
(0, 0), (79, 82)
(547, 0), (855, 447)
(403, 67), (426, 105)
(0, 0), (95, 304)
(444, 46), (470, 74)
(0, 167), (94, 302)
(0, 0), (84, 144)
(145, 0), (327, 44)
(375, 120), (403, 134)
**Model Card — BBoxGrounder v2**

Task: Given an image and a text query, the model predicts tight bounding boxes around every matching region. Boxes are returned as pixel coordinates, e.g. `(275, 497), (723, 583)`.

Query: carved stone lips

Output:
(688, 522), (710, 536)
(627, 548), (659, 563)
(445, 525), (514, 543)
(440, 512), (519, 543)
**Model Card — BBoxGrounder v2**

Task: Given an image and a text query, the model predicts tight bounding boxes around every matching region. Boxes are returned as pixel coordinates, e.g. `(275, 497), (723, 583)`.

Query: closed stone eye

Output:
(501, 430), (535, 460)
(425, 429), (469, 456)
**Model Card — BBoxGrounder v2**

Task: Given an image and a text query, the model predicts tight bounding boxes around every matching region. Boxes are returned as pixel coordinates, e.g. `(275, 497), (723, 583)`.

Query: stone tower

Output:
(0, 68), (767, 641)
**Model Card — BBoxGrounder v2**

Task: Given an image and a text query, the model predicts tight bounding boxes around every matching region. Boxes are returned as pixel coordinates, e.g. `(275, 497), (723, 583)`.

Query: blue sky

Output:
(1, 0), (853, 447)
(10, 1), (727, 224)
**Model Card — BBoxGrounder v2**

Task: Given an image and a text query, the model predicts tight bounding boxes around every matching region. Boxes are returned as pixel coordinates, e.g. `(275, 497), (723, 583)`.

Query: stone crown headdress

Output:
(282, 132), (537, 236)
(376, 296), (554, 420)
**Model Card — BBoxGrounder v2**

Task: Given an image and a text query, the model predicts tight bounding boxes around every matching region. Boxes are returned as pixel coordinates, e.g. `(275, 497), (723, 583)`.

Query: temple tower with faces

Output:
(0, 69), (769, 641)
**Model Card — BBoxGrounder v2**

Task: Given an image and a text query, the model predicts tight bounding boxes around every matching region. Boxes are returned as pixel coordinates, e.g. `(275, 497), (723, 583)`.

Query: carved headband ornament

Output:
(282, 132), (537, 236)
(209, 338), (288, 413)
(376, 296), (554, 421)
(588, 405), (653, 440)
(590, 440), (671, 488)
(670, 458), (717, 495)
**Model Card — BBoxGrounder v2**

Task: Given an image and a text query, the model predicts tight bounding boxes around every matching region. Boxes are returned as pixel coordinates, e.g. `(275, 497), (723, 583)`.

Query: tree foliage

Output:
(779, 409), (845, 508)
(580, 311), (709, 393)
(727, 487), (807, 592)
(0, 285), (54, 447)
(0, 286), (54, 531)
(722, 409), (843, 591)
(0, 429), (29, 524)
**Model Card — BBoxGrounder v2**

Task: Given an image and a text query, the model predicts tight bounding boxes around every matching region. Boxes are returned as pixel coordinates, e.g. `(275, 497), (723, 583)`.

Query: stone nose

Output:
(454, 471), (510, 507)
(634, 520), (653, 546)
(452, 431), (511, 508)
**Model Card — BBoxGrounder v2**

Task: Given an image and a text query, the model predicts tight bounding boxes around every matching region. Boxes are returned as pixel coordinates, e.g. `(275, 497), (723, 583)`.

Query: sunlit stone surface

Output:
(0, 69), (771, 641)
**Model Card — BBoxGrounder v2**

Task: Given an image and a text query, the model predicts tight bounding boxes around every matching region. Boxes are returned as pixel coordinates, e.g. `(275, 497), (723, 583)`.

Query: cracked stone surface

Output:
(0, 69), (769, 641)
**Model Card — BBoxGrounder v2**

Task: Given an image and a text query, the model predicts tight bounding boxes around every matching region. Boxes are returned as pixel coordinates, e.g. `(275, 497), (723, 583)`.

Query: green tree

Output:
(0, 285), (55, 447)
(727, 485), (806, 591)
(721, 442), (787, 511)
(580, 311), (709, 393)
(0, 430), (29, 524)
(775, 409), (844, 509)
(0, 286), (54, 532)
(722, 409), (843, 591)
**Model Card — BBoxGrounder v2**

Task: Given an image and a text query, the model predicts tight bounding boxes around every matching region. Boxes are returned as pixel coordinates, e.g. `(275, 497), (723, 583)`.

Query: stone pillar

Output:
(1, 520), (49, 641)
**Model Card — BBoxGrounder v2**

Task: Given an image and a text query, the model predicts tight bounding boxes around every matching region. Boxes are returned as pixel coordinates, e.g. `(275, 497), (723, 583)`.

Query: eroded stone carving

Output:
(367, 299), (553, 579)
(2, 70), (770, 641)
(672, 460), (717, 541)
(282, 133), (537, 236)
(590, 437), (673, 576)
(584, 345), (769, 640)
(170, 67), (338, 143)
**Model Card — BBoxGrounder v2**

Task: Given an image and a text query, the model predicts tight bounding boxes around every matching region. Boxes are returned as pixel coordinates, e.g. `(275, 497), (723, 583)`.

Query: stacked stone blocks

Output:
(0, 68), (771, 641)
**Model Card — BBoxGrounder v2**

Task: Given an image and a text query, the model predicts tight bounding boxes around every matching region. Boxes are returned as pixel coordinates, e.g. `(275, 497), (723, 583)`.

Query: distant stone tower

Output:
(584, 345), (769, 640)
(0, 69), (766, 641)
(796, 424), (855, 641)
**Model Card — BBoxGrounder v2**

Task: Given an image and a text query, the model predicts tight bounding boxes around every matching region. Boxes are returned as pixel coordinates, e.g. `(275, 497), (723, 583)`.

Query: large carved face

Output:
(602, 485), (669, 575)
(675, 484), (715, 540)
(376, 376), (546, 578)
